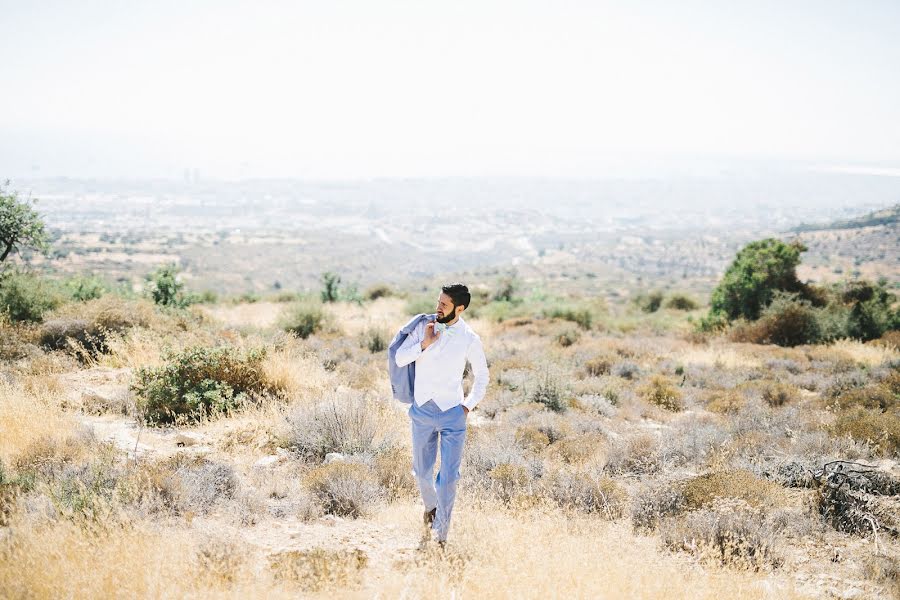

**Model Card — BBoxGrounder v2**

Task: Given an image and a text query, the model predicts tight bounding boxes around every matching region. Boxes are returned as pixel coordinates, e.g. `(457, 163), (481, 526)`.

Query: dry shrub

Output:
(371, 446), (417, 500)
(874, 330), (900, 351)
(269, 548), (368, 592)
(260, 339), (331, 400)
(606, 432), (662, 475)
(681, 470), (786, 511)
(39, 297), (162, 357)
(584, 355), (614, 377)
(544, 468), (626, 518)
(195, 537), (249, 586)
(660, 499), (781, 570)
(515, 426), (551, 452)
(705, 389), (747, 414)
(548, 432), (606, 464)
(759, 381), (800, 407)
(0, 383), (79, 465)
(284, 390), (394, 460)
(862, 554), (900, 600)
(638, 375), (684, 411)
(120, 455), (237, 516)
(304, 461), (382, 517)
(831, 407), (900, 457)
(488, 463), (535, 505)
(631, 483), (686, 530)
(829, 383), (897, 411)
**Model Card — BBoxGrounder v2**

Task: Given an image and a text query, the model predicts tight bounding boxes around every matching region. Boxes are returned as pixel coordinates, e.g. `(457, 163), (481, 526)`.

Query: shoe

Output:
(424, 507), (436, 527)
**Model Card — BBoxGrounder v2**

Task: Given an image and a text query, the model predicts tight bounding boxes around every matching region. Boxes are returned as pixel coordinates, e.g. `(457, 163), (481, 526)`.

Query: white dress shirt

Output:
(394, 315), (489, 411)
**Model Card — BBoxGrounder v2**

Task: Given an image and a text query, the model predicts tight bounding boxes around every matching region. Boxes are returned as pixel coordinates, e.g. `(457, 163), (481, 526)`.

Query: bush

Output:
(304, 461), (381, 518)
(529, 370), (568, 412)
(146, 263), (187, 307)
(731, 292), (821, 347)
(583, 355), (613, 377)
(544, 469), (626, 518)
(360, 327), (388, 353)
(665, 294), (699, 311)
(63, 274), (110, 302)
(320, 272), (341, 303)
(364, 284), (394, 301)
(639, 375), (683, 411)
(831, 407), (900, 457)
(285, 391), (387, 459)
(0, 270), (66, 322)
(543, 304), (594, 330)
(709, 238), (811, 321)
(660, 500), (780, 570)
(132, 346), (270, 424)
(39, 296), (158, 355)
(759, 381), (800, 407)
(635, 291), (664, 313)
(278, 300), (330, 339)
(680, 470), (784, 510)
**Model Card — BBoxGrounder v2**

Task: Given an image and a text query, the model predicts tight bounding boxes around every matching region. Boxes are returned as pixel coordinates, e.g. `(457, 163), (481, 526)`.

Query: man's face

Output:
(435, 292), (460, 324)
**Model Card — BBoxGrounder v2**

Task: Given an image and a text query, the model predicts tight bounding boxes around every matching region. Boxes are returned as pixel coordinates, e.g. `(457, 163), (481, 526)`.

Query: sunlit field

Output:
(2, 290), (898, 599)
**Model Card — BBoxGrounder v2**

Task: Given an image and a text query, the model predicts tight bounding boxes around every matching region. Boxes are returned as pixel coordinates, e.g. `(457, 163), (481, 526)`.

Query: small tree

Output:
(321, 271), (341, 303)
(146, 263), (185, 307)
(709, 239), (810, 321)
(0, 181), (50, 266)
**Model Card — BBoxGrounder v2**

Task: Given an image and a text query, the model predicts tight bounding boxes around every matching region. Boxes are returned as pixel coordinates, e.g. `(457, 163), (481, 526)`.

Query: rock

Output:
(253, 455), (282, 469)
(324, 452), (345, 464)
(176, 432), (205, 447)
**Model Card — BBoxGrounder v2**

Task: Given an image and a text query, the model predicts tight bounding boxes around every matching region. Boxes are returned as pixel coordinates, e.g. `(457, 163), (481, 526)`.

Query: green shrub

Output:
(731, 292), (821, 347)
(63, 274), (110, 302)
(709, 238), (812, 321)
(529, 371), (568, 412)
(0, 270), (66, 322)
(132, 345), (270, 424)
(665, 294), (699, 311)
(320, 272), (341, 303)
(279, 300), (329, 339)
(361, 327), (388, 353)
(145, 263), (188, 307)
(543, 304), (594, 330)
(635, 291), (664, 313)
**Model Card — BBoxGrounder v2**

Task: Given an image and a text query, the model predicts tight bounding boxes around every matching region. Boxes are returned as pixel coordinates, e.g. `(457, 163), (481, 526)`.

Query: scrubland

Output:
(1, 293), (899, 599)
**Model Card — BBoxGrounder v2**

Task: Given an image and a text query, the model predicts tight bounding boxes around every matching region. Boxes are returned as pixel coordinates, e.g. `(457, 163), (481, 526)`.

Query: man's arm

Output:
(395, 321), (441, 367)
(462, 336), (489, 411)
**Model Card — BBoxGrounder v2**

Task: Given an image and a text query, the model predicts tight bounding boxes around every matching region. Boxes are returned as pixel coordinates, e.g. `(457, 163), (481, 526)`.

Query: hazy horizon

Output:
(3, 1), (900, 180)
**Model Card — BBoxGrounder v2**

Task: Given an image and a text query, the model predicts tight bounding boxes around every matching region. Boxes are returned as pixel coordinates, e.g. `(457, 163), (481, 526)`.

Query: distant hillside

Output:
(793, 204), (899, 232)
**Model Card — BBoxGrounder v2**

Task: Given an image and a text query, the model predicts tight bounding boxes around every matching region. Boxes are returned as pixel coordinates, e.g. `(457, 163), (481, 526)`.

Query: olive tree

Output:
(0, 180), (49, 265)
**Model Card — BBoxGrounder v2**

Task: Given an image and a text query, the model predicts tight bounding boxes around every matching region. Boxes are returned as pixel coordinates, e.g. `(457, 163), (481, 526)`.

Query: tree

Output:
(146, 263), (185, 307)
(709, 239), (812, 321)
(321, 271), (341, 303)
(0, 180), (50, 265)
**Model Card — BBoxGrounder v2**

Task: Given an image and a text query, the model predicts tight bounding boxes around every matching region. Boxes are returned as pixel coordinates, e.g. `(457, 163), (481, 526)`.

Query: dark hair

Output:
(442, 283), (471, 310)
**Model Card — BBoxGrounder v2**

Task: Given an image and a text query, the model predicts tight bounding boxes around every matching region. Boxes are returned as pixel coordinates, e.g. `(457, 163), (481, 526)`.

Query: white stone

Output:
(253, 455), (281, 469)
(176, 432), (204, 447)
(324, 452), (345, 464)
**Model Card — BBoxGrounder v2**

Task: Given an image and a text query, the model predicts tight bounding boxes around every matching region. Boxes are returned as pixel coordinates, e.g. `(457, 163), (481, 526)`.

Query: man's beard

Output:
(436, 308), (457, 324)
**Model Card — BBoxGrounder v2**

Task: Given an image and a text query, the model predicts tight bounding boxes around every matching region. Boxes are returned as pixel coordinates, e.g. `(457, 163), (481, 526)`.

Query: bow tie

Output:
(435, 322), (456, 336)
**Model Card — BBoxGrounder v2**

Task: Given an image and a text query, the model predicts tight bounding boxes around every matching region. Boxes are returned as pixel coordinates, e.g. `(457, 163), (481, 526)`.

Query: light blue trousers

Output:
(409, 400), (467, 542)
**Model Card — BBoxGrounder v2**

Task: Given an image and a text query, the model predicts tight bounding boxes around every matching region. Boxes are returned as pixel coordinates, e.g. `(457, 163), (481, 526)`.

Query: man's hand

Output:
(462, 406), (469, 415)
(421, 322), (441, 350)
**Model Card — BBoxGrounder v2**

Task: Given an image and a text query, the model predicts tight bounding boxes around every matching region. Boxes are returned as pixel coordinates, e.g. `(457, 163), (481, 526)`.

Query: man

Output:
(394, 283), (489, 546)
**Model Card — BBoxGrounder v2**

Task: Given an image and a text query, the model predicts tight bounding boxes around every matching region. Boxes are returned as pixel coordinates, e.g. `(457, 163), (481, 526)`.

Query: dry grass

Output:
(828, 338), (899, 367)
(0, 383), (79, 465)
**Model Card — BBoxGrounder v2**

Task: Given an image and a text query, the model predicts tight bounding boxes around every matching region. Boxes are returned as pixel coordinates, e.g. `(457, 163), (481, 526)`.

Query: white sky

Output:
(2, 0), (899, 179)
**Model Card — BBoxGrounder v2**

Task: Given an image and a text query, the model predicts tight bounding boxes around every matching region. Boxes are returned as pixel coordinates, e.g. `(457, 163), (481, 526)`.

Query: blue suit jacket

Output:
(387, 313), (435, 403)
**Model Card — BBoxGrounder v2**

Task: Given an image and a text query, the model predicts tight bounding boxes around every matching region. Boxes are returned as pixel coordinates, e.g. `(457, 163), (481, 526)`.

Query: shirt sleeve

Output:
(394, 321), (426, 367)
(462, 335), (489, 410)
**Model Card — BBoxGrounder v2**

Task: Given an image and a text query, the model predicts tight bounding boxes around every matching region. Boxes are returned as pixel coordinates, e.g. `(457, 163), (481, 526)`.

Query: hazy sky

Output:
(2, 0), (899, 179)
